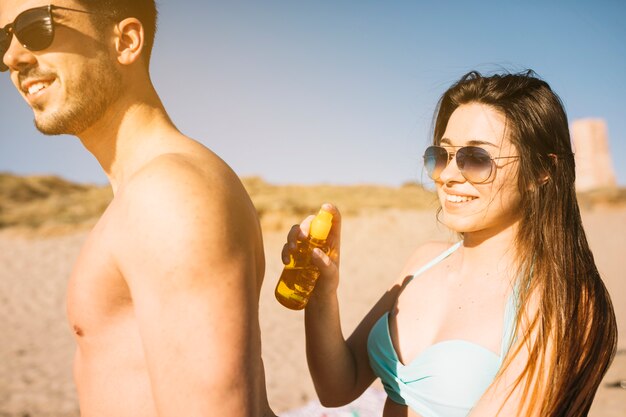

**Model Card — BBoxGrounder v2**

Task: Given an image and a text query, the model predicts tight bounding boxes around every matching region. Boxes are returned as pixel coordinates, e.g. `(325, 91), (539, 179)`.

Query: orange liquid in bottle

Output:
(275, 266), (320, 310)
(275, 209), (333, 310)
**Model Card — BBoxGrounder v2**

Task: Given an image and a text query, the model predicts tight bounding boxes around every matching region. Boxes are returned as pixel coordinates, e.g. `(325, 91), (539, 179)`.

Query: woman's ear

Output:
(538, 154), (558, 186)
(114, 18), (145, 66)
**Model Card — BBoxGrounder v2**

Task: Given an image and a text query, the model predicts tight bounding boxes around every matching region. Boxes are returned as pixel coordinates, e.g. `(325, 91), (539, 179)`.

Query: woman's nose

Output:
(437, 154), (465, 184)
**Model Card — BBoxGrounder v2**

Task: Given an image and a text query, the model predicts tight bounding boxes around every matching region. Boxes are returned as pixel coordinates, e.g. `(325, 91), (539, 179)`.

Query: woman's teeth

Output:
(446, 194), (477, 203)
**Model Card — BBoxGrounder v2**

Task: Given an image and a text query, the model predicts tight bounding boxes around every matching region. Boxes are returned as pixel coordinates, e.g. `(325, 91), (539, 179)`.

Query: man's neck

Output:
(77, 90), (180, 193)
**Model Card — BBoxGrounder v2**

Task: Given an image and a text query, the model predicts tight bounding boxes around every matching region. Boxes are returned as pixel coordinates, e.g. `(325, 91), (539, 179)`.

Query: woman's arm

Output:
(280, 204), (387, 406)
(294, 206), (448, 406)
(304, 274), (403, 406)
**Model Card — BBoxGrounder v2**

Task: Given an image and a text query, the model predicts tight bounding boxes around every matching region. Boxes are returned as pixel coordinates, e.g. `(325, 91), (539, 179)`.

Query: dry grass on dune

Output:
(242, 177), (438, 215)
(2, 172), (626, 236)
(242, 177), (439, 230)
(577, 187), (626, 210)
(0, 173), (439, 235)
(0, 174), (112, 234)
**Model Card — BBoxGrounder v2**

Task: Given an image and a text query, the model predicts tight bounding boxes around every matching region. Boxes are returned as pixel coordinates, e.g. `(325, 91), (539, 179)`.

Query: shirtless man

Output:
(1, 1), (275, 416)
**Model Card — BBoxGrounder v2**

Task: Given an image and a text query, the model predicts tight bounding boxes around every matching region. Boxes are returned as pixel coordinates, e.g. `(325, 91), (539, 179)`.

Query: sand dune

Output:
(1, 206), (624, 416)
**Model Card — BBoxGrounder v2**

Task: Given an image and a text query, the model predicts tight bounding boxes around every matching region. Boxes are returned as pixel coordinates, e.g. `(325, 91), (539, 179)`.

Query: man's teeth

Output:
(446, 194), (477, 203)
(27, 82), (50, 95)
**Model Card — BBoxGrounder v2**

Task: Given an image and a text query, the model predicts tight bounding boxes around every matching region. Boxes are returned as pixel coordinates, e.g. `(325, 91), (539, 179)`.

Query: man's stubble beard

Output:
(33, 52), (124, 136)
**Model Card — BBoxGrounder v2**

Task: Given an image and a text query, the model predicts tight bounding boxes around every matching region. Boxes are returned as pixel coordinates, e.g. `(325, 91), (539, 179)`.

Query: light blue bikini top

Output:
(367, 241), (518, 417)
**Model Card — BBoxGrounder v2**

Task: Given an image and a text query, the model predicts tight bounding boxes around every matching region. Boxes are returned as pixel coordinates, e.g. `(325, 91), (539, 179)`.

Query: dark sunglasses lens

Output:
(0, 30), (10, 71)
(423, 146), (449, 180)
(15, 8), (54, 51)
(457, 146), (492, 182)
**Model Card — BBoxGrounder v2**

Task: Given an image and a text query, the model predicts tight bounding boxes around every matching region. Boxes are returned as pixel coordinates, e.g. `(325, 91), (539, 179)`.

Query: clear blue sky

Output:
(1, 0), (624, 186)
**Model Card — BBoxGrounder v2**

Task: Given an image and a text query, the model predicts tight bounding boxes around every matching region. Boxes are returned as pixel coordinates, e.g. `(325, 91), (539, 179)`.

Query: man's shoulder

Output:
(132, 149), (235, 189)
(124, 149), (248, 207)
(112, 148), (258, 235)
(107, 149), (262, 265)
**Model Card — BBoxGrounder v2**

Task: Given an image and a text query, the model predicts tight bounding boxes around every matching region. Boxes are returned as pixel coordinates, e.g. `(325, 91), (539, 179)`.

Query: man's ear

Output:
(114, 18), (144, 66)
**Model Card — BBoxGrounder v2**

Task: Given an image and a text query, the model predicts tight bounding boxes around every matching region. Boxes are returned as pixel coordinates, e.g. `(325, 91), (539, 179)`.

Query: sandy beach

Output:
(0, 207), (624, 416)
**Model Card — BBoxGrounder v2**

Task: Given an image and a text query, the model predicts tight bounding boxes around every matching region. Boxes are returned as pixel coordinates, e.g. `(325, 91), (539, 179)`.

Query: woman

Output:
(282, 70), (617, 416)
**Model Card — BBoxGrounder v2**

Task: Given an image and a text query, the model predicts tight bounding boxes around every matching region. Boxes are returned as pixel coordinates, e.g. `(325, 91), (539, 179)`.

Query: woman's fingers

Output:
(310, 247), (340, 296)
(311, 247), (333, 269)
(282, 215), (315, 264)
(281, 205), (343, 268)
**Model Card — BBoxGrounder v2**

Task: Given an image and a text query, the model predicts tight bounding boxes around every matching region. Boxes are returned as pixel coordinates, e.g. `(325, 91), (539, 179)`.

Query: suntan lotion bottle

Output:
(275, 209), (333, 310)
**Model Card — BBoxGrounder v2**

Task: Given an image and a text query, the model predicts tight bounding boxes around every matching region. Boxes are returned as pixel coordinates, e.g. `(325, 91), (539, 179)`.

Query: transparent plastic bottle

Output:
(275, 209), (333, 310)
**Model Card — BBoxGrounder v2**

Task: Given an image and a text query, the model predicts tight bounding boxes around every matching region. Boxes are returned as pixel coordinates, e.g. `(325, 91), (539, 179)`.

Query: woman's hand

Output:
(281, 203), (342, 299)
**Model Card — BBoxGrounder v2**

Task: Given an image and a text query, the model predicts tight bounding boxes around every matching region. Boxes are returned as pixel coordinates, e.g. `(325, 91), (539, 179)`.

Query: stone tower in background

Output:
(571, 118), (617, 192)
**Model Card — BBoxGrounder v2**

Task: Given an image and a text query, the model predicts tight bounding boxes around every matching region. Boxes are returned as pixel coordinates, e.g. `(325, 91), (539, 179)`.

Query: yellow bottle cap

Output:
(310, 209), (333, 240)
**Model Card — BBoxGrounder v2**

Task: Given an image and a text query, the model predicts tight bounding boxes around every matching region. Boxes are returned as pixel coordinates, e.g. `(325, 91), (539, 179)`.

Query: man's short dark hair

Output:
(78, 0), (158, 68)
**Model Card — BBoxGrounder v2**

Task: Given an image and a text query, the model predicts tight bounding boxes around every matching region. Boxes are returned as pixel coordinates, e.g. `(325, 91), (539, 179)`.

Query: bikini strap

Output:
(406, 241), (462, 284)
(499, 283), (520, 362)
(499, 268), (529, 363)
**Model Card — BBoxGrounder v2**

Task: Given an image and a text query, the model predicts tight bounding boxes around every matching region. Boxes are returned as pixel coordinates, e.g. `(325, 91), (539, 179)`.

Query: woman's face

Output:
(435, 102), (522, 237)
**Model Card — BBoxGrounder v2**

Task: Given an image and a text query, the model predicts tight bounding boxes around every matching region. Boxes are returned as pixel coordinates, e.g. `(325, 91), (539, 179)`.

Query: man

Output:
(1, 1), (275, 416)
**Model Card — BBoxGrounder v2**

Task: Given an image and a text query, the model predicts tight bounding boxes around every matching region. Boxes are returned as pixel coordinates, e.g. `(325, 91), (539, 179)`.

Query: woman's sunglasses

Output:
(1, 4), (100, 72)
(423, 145), (519, 183)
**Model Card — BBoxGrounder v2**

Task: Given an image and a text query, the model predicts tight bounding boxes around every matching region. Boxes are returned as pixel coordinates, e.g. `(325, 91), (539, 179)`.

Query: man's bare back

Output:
(2, 1), (277, 413)
(65, 138), (274, 416)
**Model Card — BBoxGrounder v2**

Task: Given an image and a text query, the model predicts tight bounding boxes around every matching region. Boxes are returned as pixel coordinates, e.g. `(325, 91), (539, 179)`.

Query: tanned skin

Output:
(1, 1), (275, 415)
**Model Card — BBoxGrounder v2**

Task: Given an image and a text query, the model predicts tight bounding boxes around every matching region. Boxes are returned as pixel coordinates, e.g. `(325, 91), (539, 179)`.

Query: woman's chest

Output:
(390, 275), (511, 364)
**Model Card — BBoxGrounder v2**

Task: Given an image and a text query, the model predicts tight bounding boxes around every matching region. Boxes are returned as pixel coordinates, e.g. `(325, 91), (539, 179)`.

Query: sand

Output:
(0, 208), (624, 416)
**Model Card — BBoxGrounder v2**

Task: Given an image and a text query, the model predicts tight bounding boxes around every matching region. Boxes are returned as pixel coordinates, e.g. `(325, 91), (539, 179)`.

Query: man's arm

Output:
(114, 157), (263, 416)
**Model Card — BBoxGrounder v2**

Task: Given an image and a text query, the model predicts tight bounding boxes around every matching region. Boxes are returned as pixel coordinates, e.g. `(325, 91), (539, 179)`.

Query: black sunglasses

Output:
(1, 4), (101, 72)
(423, 145), (519, 183)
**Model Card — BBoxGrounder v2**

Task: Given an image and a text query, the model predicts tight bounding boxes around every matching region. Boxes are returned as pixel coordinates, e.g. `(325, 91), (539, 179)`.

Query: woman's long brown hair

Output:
(432, 70), (617, 416)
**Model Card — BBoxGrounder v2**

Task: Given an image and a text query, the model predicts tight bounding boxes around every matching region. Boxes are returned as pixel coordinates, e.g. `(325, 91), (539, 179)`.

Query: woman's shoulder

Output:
(396, 240), (460, 283)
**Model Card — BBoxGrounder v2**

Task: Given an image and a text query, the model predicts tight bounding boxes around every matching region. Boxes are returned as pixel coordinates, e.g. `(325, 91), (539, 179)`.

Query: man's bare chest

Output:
(66, 213), (133, 339)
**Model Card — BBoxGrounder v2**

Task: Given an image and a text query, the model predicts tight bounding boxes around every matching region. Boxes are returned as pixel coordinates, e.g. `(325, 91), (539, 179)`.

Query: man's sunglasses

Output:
(1, 5), (100, 72)
(423, 145), (519, 183)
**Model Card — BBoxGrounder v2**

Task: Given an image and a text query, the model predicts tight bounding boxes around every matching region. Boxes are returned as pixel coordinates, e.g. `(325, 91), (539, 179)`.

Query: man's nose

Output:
(3, 33), (38, 72)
